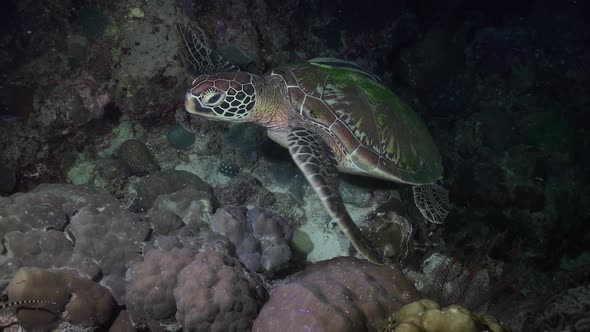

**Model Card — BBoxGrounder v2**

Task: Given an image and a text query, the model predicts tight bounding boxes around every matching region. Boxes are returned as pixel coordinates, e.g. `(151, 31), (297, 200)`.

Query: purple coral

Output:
(211, 207), (293, 275)
(174, 250), (268, 332)
(126, 248), (267, 331)
(253, 256), (419, 332)
(126, 248), (196, 330)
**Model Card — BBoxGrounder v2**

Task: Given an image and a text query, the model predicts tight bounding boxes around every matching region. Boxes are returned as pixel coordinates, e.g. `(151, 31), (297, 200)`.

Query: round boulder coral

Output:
(8, 267), (114, 331)
(174, 250), (268, 332)
(125, 247), (196, 330)
(211, 207), (293, 276)
(252, 256), (419, 332)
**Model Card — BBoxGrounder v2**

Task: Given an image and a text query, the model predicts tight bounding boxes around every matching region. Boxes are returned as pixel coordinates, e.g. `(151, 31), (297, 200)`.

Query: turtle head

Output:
(184, 72), (257, 122)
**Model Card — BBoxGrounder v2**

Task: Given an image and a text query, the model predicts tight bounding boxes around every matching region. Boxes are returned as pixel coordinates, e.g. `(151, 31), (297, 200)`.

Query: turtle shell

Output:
(272, 58), (442, 184)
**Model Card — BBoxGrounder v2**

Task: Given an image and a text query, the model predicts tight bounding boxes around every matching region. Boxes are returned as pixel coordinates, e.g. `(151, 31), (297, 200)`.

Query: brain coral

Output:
(252, 256), (419, 332)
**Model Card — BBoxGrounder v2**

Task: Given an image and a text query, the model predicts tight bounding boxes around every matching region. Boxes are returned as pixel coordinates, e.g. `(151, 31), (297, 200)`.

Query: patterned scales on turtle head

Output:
(177, 23), (448, 265)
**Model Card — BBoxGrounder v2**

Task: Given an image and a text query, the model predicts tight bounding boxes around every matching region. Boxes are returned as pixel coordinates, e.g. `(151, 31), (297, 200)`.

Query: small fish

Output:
(0, 299), (57, 310)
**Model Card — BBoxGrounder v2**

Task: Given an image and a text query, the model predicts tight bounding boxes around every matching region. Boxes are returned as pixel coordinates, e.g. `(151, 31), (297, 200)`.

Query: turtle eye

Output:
(202, 90), (226, 107)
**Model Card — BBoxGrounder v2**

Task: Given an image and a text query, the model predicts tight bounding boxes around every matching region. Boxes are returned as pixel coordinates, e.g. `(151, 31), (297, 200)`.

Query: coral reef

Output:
(252, 256), (419, 332)
(145, 187), (214, 235)
(357, 210), (413, 263)
(109, 310), (137, 332)
(211, 207), (293, 275)
(1, 1), (590, 330)
(214, 173), (275, 207)
(405, 253), (493, 310)
(174, 250), (268, 332)
(116, 139), (160, 176)
(379, 299), (509, 332)
(0, 184), (150, 304)
(126, 247), (196, 330)
(522, 284), (590, 332)
(7, 267), (114, 331)
(126, 247), (268, 331)
(133, 169), (214, 211)
(218, 161), (240, 177)
(167, 123), (196, 150)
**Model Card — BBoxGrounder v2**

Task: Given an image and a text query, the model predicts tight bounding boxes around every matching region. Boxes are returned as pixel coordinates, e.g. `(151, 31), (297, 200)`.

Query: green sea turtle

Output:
(177, 23), (448, 265)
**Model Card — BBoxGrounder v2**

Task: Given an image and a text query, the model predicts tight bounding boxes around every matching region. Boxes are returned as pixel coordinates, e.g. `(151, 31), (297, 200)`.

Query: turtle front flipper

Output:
(175, 22), (239, 75)
(287, 127), (384, 265)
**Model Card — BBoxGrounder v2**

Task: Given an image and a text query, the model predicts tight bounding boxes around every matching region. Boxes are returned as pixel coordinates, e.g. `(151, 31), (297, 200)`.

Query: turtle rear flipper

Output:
(412, 182), (449, 224)
(287, 127), (384, 265)
(175, 22), (239, 75)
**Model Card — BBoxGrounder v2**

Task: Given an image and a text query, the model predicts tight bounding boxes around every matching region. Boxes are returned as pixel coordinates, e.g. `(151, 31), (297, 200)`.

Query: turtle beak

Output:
(185, 92), (214, 116)
(184, 92), (199, 114)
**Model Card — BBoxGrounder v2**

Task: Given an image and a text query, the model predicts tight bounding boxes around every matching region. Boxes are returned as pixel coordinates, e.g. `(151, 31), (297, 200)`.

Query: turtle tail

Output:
(175, 22), (239, 75)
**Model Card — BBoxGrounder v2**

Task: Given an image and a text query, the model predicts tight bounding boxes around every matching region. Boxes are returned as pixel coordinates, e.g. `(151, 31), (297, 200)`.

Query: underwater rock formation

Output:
(252, 256), (419, 332)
